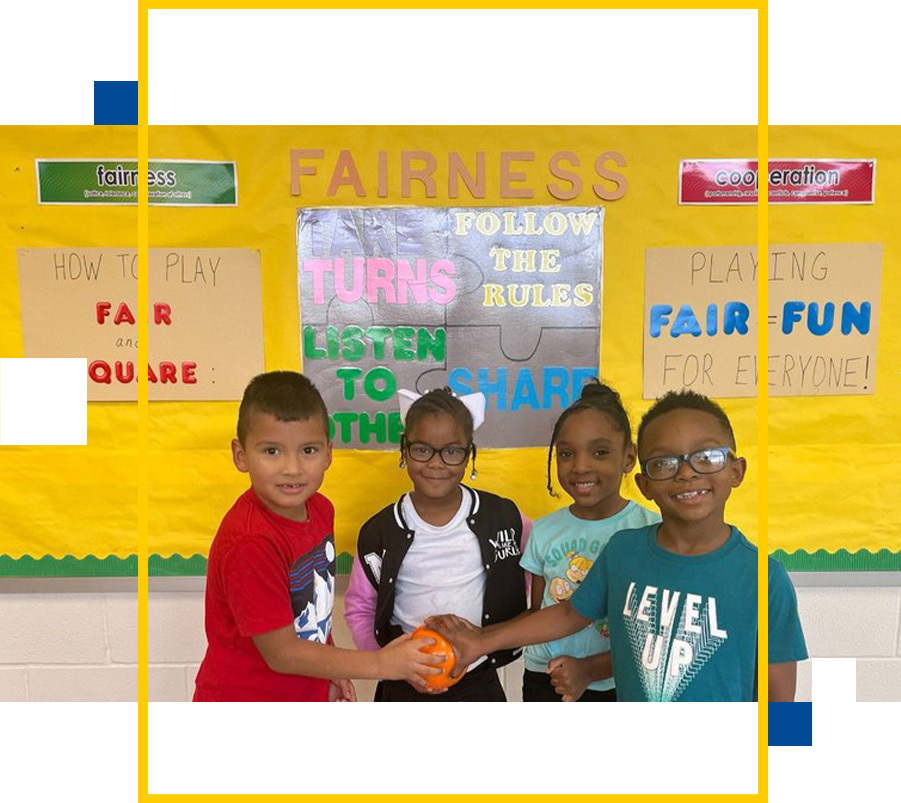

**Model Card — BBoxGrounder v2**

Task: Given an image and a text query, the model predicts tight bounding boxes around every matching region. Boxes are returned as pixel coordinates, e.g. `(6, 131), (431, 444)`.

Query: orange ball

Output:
(411, 626), (465, 690)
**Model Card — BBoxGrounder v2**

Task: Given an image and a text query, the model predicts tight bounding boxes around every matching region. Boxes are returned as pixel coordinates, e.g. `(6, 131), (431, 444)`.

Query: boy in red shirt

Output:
(193, 371), (441, 701)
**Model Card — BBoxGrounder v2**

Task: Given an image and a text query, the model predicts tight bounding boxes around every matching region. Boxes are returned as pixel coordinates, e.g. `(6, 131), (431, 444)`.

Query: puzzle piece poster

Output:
(297, 206), (603, 448)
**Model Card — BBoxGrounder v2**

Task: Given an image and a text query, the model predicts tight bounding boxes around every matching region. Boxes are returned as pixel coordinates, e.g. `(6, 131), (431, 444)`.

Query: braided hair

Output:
(546, 379), (632, 496)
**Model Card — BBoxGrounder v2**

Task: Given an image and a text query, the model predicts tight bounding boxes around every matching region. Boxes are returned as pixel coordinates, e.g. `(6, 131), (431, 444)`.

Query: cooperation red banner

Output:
(679, 159), (876, 205)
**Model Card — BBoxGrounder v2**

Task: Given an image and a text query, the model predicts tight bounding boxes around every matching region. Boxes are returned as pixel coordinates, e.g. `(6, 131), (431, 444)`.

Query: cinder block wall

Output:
(794, 585), (901, 702)
(3, 578), (900, 702)
(0, 591), (137, 701)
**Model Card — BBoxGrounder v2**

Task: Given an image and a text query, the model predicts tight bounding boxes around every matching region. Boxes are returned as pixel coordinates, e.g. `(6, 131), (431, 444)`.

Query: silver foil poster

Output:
(297, 206), (603, 448)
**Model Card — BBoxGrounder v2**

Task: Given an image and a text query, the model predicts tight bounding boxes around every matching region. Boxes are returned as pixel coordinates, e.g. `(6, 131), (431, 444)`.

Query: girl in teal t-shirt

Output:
(520, 379), (660, 701)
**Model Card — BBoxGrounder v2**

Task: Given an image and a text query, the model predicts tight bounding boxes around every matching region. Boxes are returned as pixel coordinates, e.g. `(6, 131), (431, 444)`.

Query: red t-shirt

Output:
(193, 489), (335, 701)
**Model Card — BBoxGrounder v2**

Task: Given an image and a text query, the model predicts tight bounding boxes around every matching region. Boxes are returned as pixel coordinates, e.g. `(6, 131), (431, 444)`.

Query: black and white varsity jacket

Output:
(356, 485), (528, 671)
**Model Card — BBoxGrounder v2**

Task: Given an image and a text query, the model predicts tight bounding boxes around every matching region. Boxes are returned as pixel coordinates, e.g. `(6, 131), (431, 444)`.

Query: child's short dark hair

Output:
(637, 390), (736, 454)
(400, 387), (477, 470)
(546, 378), (632, 496)
(236, 371), (329, 444)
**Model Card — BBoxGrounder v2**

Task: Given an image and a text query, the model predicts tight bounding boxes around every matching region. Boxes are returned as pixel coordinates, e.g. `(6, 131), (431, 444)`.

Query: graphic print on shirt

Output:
(622, 582), (728, 701)
(490, 527), (521, 562)
(548, 550), (593, 602)
(363, 550), (383, 584)
(290, 535), (336, 643)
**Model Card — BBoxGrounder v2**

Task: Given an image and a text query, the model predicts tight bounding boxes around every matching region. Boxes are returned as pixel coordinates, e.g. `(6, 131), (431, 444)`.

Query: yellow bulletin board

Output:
(1, 125), (762, 576)
(144, 126), (758, 576)
(0, 126), (139, 576)
(769, 126), (901, 571)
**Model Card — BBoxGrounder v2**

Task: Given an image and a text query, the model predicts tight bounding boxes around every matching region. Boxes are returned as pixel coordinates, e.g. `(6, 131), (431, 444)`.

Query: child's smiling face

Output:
(635, 408), (745, 527)
(404, 412), (470, 504)
(231, 411), (332, 522)
(555, 408), (635, 520)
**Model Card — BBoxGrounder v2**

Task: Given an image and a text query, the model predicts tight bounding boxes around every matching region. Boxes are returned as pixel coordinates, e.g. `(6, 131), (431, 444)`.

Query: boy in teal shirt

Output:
(429, 391), (807, 701)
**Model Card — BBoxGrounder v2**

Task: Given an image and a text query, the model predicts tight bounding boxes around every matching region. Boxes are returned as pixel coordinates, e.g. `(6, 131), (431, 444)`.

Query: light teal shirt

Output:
(519, 501), (661, 691)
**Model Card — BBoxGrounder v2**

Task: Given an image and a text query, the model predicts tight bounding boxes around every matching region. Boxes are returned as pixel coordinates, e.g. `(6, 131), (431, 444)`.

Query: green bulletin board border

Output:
(1, 550), (900, 577)
(0, 552), (356, 577)
(770, 549), (901, 572)
(0, 554), (138, 577)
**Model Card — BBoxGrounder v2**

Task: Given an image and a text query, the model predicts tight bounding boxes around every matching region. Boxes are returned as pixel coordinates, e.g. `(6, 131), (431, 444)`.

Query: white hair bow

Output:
(397, 388), (486, 431)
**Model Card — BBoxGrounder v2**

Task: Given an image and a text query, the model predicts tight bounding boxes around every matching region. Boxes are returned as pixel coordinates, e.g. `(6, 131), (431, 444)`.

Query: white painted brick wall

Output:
(28, 666), (139, 702)
(795, 587), (900, 658)
(0, 594), (108, 664)
(795, 658), (812, 702)
(146, 591), (206, 702)
(2, 580), (899, 702)
(794, 585), (901, 703)
(148, 593), (207, 664)
(149, 666), (188, 702)
(0, 591), (138, 701)
(855, 660), (901, 702)
(105, 594), (138, 664)
(0, 667), (28, 701)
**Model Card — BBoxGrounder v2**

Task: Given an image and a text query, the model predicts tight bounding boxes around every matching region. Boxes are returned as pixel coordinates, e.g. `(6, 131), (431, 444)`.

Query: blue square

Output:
(768, 702), (812, 746)
(94, 81), (138, 125)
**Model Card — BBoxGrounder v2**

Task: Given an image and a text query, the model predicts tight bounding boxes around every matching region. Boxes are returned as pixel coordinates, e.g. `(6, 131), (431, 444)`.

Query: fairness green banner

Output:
(36, 159), (237, 206)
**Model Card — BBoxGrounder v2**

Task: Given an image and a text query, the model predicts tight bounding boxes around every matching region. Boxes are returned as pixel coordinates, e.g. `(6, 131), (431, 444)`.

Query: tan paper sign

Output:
(768, 242), (881, 396)
(644, 246), (758, 399)
(17, 247), (264, 401)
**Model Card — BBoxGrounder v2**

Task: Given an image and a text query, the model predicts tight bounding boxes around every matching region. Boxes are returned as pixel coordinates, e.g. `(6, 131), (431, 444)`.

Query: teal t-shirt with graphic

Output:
(571, 524), (803, 701)
(520, 502), (660, 692)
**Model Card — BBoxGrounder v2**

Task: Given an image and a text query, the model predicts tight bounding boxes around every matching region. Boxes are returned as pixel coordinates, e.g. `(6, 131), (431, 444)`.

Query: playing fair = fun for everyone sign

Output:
(643, 243), (881, 398)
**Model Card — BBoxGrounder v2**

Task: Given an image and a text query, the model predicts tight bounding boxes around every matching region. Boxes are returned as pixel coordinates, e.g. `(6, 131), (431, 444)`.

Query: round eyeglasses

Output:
(405, 441), (471, 466)
(640, 446), (736, 481)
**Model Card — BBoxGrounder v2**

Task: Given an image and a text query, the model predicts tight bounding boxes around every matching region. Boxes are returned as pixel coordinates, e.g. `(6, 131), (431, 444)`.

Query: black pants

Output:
(522, 668), (617, 702)
(375, 665), (506, 702)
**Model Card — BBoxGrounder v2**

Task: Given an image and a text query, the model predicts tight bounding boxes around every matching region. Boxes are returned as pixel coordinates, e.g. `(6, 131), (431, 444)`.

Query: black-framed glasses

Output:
(640, 446), (736, 481)
(405, 441), (471, 466)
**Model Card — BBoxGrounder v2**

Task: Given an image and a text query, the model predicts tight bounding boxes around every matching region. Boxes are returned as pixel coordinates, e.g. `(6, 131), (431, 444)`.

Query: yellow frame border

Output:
(137, 4), (767, 800)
